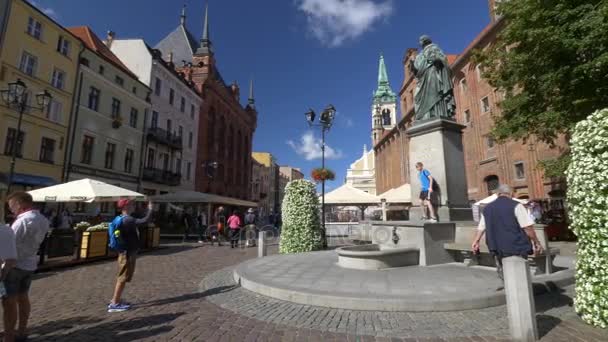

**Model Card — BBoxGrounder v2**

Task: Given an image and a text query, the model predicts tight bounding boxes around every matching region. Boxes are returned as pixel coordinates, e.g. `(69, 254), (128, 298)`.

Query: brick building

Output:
(155, 5), (257, 200)
(375, 1), (567, 209)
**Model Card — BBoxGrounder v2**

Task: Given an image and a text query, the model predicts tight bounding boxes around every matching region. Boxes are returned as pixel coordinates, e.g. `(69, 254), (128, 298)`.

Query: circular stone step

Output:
(233, 250), (507, 312)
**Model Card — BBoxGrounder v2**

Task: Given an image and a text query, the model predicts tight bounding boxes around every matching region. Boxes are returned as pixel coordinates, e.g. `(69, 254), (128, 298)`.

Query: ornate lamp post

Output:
(1, 79), (52, 194)
(305, 104), (336, 248)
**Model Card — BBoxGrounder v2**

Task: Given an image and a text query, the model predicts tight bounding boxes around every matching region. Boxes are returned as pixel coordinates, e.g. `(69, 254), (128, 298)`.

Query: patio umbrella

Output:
(28, 178), (145, 203)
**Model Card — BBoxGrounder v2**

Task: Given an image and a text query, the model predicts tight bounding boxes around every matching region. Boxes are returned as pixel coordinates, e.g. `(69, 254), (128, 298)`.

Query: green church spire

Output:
(373, 53), (396, 104)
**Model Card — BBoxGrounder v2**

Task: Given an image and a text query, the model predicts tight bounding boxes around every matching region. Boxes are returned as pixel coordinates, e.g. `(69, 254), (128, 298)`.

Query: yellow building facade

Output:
(0, 0), (81, 219)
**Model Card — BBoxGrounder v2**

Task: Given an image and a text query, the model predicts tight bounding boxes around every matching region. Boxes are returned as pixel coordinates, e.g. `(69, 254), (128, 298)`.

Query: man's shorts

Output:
(4, 268), (34, 296)
(419, 190), (430, 201)
(117, 252), (137, 283)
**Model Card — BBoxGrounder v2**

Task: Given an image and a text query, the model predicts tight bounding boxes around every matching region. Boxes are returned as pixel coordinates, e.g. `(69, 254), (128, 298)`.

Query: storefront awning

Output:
(0, 173), (56, 187)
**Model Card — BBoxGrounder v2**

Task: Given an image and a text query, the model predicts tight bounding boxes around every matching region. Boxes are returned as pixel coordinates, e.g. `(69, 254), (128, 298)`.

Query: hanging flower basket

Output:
(311, 168), (335, 182)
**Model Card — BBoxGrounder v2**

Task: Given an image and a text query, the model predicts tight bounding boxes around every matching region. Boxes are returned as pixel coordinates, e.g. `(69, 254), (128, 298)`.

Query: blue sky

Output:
(31, 0), (491, 192)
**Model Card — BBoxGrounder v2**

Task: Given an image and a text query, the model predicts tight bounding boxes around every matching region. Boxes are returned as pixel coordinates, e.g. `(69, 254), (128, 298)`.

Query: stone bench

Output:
(443, 225), (559, 275)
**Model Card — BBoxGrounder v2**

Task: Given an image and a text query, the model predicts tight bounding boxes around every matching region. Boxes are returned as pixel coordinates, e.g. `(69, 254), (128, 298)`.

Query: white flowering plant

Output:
(279, 179), (323, 254)
(566, 108), (608, 328)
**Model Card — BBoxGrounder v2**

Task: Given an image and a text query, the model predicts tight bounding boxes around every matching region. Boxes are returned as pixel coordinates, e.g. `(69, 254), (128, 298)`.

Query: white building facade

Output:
(109, 37), (201, 195)
(345, 145), (376, 195)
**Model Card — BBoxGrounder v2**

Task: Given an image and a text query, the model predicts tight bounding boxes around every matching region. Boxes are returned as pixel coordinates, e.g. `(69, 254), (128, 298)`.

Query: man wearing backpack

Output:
(107, 199), (154, 313)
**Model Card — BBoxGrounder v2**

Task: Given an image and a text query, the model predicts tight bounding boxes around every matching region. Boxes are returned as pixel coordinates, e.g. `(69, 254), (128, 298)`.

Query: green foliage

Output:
(538, 154), (571, 178)
(474, 0), (608, 145)
(566, 108), (608, 328)
(279, 179), (323, 254)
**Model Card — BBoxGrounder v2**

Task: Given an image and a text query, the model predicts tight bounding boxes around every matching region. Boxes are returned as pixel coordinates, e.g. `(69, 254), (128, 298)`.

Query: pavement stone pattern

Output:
(0, 240), (605, 342)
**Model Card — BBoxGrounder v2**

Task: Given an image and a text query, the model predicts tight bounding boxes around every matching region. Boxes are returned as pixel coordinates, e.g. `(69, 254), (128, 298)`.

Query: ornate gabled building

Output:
(155, 5), (257, 200)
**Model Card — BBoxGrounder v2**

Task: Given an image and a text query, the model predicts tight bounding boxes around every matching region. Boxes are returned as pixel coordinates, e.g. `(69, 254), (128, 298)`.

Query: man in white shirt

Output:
(3, 192), (49, 342)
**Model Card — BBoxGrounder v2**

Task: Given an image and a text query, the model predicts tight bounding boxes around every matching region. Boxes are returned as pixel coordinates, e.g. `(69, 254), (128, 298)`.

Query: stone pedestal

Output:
(407, 119), (472, 221)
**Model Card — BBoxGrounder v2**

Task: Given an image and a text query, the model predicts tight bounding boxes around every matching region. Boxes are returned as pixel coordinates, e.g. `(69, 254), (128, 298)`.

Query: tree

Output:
(475, 0), (608, 148)
(279, 179), (323, 254)
(566, 108), (608, 328)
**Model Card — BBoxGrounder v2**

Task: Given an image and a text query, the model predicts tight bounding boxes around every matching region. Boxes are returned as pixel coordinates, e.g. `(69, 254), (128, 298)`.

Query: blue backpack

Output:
(108, 215), (127, 251)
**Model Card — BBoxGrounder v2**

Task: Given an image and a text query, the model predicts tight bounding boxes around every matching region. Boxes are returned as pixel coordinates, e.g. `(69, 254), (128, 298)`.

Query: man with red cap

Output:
(107, 199), (153, 312)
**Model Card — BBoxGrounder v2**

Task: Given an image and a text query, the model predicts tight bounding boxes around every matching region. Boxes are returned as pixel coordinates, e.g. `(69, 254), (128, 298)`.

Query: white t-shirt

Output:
(11, 210), (50, 271)
(0, 223), (17, 262)
(477, 203), (535, 232)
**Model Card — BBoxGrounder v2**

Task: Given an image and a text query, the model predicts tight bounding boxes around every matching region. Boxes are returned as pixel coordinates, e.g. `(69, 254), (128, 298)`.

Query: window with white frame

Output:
(188, 132), (193, 148)
(46, 100), (63, 123)
(514, 162), (525, 179)
(57, 36), (70, 56)
(26, 17), (42, 40)
(190, 104), (195, 119)
(19, 52), (38, 76)
(481, 96), (491, 113)
(476, 64), (483, 81)
(51, 68), (65, 89)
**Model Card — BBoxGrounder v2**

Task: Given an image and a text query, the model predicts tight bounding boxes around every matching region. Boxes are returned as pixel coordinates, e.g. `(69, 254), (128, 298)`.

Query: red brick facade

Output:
(178, 54), (257, 200)
(375, 14), (567, 204)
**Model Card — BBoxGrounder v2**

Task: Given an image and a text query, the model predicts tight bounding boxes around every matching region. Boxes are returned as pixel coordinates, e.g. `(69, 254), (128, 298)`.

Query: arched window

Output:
(382, 108), (391, 126)
(484, 175), (499, 195)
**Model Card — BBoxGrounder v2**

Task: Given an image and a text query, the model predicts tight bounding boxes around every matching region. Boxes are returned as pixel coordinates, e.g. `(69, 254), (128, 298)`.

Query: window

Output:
(187, 162), (191, 180)
(162, 153), (169, 171)
(19, 52), (37, 76)
(81, 135), (94, 164)
(515, 162), (525, 179)
(132, 86), (137, 95)
(481, 96), (491, 113)
(105, 143), (116, 169)
(485, 175), (500, 195)
(154, 77), (162, 96)
(169, 88), (175, 105)
(88, 87), (100, 111)
(111, 98), (121, 119)
(39, 137), (55, 163)
(176, 158), (182, 174)
(464, 109), (471, 124)
(146, 148), (155, 168)
(476, 64), (483, 81)
(4, 128), (24, 157)
(180, 97), (186, 112)
(178, 125), (183, 137)
(382, 108), (391, 126)
(115, 76), (124, 87)
(57, 36), (70, 56)
(46, 100), (62, 123)
(51, 68), (65, 89)
(151, 111), (159, 128)
(26, 17), (42, 40)
(129, 108), (138, 128)
(190, 104), (195, 119)
(98, 65), (105, 75)
(460, 78), (468, 93)
(166, 119), (172, 134)
(486, 135), (495, 149)
(124, 148), (134, 173)
(188, 132), (193, 148)
(80, 58), (90, 67)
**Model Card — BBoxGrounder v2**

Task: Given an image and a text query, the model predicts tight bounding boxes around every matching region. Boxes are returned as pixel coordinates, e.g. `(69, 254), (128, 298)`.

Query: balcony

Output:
(147, 127), (183, 150)
(143, 167), (181, 186)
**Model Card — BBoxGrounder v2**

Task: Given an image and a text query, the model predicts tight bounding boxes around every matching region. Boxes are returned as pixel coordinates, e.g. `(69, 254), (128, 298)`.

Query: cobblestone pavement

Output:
(0, 241), (606, 342)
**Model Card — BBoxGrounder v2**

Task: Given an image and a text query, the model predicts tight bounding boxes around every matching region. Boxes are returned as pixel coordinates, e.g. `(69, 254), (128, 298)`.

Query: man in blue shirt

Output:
(415, 162), (437, 222)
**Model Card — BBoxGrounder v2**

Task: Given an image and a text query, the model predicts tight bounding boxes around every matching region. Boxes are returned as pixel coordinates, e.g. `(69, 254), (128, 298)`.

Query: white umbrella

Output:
(28, 178), (145, 203)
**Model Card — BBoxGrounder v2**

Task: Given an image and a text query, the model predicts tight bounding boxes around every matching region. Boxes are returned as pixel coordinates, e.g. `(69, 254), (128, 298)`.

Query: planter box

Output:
(147, 226), (160, 248)
(80, 231), (108, 259)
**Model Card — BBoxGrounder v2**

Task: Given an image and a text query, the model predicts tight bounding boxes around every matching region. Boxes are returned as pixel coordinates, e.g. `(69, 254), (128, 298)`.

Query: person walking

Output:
(107, 200), (154, 313)
(471, 184), (544, 281)
(415, 162), (438, 222)
(3, 192), (50, 342)
(227, 210), (242, 249)
(182, 208), (195, 243)
(197, 210), (207, 244)
(244, 208), (256, 247)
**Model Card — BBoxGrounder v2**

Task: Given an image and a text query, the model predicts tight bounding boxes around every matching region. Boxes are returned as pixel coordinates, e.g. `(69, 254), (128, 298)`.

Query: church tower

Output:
(371, 53), (397, 145)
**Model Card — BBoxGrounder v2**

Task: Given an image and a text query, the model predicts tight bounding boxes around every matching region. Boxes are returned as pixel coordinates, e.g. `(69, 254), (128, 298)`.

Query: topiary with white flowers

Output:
(566, 108), (608, 328)
(279, 179), (323, 254)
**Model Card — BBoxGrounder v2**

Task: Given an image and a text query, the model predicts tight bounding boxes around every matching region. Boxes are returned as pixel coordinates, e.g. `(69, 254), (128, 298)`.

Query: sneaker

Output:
(428, 218), (438, 223)
(108, 303), (131, 312)
(198, 240), (203, 243)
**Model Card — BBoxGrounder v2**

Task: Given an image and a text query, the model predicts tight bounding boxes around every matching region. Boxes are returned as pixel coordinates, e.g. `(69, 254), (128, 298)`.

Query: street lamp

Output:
(1, 79), (53, 194)
(305, 104), (336, 248)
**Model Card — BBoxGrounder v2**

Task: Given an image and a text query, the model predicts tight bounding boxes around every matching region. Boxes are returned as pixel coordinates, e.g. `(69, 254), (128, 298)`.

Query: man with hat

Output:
(108, 199), (154, 312)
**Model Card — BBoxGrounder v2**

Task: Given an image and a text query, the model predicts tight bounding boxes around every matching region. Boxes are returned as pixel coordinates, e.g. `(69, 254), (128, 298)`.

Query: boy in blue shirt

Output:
(415, 162), (437, 222)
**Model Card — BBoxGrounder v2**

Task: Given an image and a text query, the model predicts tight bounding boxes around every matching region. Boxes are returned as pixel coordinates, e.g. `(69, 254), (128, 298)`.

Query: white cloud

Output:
(287, 131), (344, 160)
(29, 1), (58, 20)
(297, 0), (393, 47)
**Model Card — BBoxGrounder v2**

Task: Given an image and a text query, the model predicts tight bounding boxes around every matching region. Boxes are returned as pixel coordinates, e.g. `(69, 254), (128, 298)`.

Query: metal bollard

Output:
(258, 231), (267, 258)
(503, 256), (538, 342)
